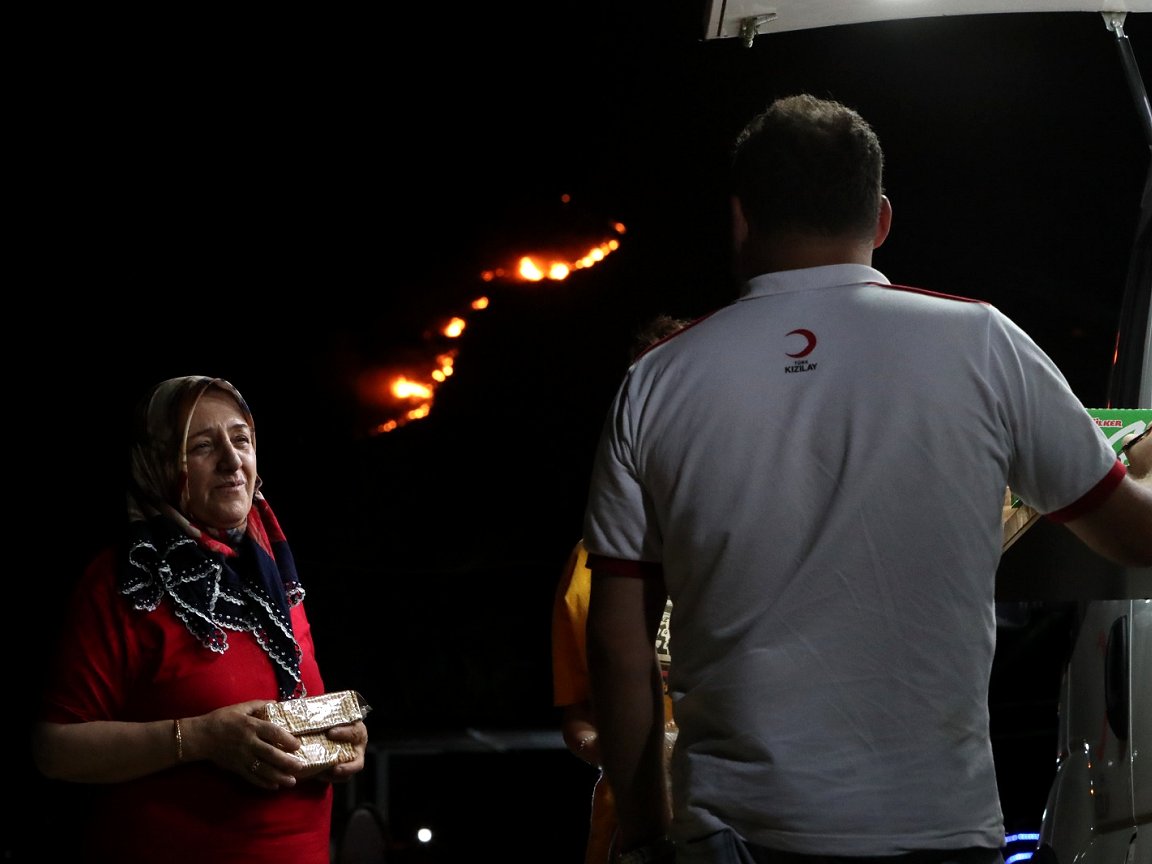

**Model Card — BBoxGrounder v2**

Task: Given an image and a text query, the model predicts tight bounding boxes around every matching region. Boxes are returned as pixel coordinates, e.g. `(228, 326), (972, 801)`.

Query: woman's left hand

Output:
(315, 719), (369, 783)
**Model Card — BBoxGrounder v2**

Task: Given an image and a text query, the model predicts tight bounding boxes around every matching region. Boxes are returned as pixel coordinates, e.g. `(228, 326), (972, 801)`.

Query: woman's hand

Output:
(182, 700), (304, 790)
(34, 699), (302, 787)
(313, 719), (369, 784)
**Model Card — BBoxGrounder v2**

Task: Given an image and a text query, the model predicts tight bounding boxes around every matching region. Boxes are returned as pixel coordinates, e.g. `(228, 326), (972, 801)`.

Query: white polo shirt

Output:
(582, 264), (1122, 856)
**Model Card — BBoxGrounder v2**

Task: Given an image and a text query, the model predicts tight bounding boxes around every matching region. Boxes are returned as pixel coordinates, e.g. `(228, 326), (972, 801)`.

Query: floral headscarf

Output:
(120, 376), (306, 699)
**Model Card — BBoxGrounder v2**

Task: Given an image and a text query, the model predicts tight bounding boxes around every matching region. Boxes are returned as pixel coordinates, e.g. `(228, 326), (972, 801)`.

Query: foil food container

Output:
(262, 690), (372, 775)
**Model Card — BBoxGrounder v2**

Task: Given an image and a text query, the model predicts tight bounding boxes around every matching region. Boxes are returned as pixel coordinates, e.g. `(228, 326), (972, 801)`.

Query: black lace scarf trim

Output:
(120, 516), (305, 700)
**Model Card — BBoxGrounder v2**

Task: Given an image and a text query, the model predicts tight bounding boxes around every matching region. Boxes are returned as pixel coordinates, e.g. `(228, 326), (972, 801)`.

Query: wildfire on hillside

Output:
(358, 212), (625, 435)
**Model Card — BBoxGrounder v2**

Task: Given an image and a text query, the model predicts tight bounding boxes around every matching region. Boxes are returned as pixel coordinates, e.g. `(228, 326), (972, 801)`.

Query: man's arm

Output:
(1062, 432), (1152, 566)
(586, 558), (672, 855)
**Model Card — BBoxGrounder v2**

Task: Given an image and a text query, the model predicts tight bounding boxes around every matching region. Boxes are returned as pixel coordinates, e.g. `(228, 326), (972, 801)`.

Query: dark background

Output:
(13, 3), (1152, 861)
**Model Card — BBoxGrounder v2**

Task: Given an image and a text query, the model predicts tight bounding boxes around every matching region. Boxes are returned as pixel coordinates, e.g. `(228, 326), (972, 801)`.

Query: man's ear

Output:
(730, 195), (749, 251)
(873, 195), (892, 249)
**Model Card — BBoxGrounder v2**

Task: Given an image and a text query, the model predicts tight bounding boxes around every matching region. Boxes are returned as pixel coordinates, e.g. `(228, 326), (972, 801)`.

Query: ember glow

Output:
(481, 230), (624, 283)
(362, 208), (625, 435)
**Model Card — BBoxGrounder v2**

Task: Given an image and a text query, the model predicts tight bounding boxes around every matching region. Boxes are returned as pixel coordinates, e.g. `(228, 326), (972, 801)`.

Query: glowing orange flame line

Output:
(371, 217), (626, 434)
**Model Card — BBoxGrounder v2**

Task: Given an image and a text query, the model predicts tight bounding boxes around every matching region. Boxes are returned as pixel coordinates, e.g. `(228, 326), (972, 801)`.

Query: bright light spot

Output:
(1004, 834), (1040, 844)
(1003, 830), (1039, 863)
(443, 317), (466, 338)
(416, 827), (433, 844)
(472, 296), (489, 310)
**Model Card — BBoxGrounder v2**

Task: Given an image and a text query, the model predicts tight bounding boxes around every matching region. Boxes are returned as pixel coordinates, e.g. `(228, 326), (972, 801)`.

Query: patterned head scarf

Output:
(127, 375), (256, 532)
(120, 376), (306, 699)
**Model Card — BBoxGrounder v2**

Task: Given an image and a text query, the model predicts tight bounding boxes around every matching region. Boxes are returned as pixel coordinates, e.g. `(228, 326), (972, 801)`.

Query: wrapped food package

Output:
(262, 690), (372, 776)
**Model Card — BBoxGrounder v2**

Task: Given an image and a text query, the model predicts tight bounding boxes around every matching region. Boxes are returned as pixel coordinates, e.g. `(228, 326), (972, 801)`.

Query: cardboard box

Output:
(1001, 487), (1040, 551)
(1002, 407), (1149, 551)
(1085, 408), (1150, 466)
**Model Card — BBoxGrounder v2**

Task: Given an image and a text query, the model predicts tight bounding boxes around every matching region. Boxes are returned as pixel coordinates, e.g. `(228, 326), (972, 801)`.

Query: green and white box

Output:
(1085, 407), (1150, 466)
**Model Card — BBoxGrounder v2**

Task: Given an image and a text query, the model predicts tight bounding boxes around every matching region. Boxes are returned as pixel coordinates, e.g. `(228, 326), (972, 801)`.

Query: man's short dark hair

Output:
(731, 94), (885, 240)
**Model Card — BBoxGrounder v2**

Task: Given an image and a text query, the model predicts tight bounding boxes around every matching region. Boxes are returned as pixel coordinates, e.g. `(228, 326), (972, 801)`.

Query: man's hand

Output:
(1122, 427), (1151, 481)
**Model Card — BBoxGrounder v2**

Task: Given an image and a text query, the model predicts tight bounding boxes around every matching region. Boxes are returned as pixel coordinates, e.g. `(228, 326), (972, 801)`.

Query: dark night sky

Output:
(15, 3), (1152, 859)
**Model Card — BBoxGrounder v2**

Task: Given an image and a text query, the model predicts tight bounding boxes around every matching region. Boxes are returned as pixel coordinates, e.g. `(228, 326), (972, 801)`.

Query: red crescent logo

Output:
(785, 328), (816, 358)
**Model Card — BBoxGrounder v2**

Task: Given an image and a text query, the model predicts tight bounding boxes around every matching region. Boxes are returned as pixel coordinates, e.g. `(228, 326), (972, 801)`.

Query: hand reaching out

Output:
(1122, 427), (1151, 481)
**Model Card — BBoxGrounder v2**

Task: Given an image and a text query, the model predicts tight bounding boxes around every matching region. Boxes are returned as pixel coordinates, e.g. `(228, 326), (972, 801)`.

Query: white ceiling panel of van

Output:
(703, 1), (1152, 42)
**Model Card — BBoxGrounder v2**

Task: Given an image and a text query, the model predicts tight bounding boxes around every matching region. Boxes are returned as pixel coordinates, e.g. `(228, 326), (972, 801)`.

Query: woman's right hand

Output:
(183, 700), (306, 789)
(33, 699), (298, 787)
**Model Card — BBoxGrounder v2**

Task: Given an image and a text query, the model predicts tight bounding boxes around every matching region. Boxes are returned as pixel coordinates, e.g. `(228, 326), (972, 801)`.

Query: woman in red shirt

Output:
(34, 376), (367, 864)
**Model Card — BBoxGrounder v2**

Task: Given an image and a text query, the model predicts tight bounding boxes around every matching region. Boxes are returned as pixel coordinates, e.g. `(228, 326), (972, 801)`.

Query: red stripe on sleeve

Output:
(586, 554), (663, 580)
(1046, 459), (1127, 524)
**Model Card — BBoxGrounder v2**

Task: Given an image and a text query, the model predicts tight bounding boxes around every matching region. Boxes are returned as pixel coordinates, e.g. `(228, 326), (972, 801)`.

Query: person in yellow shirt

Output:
(552, 314), (687, 863)
(553, 539), (676, 864)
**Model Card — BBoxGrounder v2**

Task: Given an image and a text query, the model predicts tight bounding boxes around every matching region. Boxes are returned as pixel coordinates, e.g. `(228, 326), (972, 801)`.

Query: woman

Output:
(34, 376), (367, 864)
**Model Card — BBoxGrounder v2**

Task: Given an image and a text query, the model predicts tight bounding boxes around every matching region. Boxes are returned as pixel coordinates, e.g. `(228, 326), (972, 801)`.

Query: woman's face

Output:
(183, 389), (257, 530)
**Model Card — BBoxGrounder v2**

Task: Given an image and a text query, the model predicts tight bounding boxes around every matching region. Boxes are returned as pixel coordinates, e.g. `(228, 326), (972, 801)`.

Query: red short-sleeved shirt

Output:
(40, 546), (333, 864)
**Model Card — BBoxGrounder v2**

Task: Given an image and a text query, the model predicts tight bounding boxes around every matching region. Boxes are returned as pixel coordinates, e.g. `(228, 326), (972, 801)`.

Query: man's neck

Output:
(739, 232), (874, 280)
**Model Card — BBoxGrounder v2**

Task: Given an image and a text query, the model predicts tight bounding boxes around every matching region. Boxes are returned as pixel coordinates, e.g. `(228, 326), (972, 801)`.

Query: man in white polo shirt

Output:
(582, 93), (1152, 864)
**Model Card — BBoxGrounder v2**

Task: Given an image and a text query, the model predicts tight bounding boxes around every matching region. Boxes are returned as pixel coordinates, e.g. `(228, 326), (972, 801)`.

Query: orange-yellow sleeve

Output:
(551, 540), (593, 707)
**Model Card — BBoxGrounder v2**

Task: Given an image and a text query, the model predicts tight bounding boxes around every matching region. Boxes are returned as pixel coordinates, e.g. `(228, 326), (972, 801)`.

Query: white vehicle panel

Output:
(704, 1), (1152, 40)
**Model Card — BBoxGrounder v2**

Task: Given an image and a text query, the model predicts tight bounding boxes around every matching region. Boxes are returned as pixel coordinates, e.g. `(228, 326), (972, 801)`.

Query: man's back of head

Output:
(730, 94), (887, 276)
